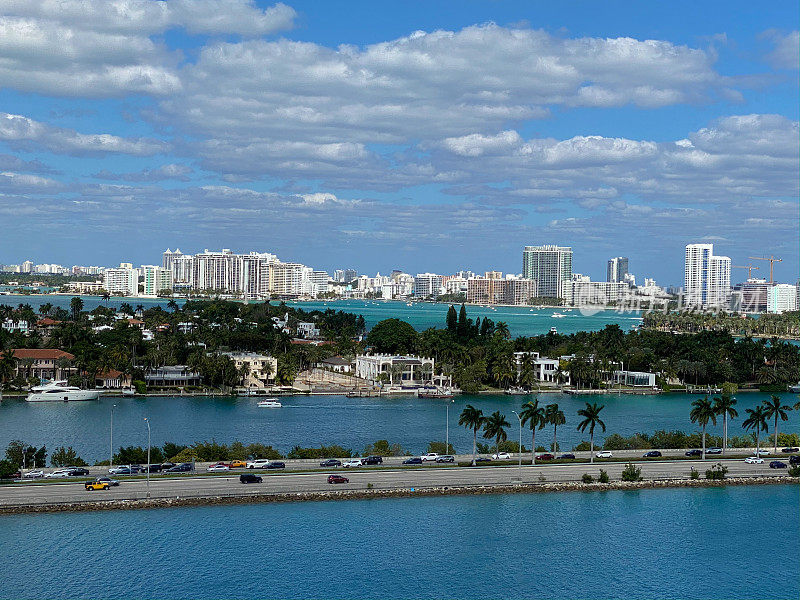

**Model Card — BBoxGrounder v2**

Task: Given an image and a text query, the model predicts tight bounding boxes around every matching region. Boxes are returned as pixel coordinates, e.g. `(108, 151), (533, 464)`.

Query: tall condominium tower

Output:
(607, 257), (629, 283)
(522, 245), (573, 298)
(684, 243), (731, 308)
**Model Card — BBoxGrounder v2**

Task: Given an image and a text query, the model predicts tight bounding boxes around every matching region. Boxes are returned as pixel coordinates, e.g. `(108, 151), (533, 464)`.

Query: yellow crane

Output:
(748, 256), (782, 283)
(732, 265), (759, 279)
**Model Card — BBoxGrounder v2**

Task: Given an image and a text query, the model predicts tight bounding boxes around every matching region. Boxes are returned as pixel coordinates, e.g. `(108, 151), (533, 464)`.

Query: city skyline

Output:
(0, 1), (797, 284)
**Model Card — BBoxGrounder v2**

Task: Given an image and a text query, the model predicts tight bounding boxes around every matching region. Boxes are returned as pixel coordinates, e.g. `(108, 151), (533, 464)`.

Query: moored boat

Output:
(504, 386), (530, 395)
(26, 381), (101, 402)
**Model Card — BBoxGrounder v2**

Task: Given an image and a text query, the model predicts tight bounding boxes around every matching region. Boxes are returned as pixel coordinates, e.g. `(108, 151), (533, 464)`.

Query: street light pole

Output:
(445, 399), (454, 455)
(511, 410), (522, 481)
(144, 417), (151, 498)
(110, 404), (116, 468)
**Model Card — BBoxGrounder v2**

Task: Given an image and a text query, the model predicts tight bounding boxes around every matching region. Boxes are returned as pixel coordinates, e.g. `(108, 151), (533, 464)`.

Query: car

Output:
(756, 449), (770, 456)
(421, 453), (440, 462)
(558, 453), (576, 460)
(744, 456), (764, 464)
(595, 451), (613, 459)
(492, 452), (512, 460)
(164, 463), (193, 473)
(790, 455), (800, 465)
(706, 447), (722, 455)
(68, 467), (90, 476)
(342, 459), (363, 468)
(229, 460), (247, 469)
(685, 449), (702, 457)
(246, 459), (272, 469)
(643, 451), (662, 458)
(435, 455), (455, 463)
(160, 462), (176, 470)
(403, 457), (423, 465)
(9, 471), (22, 479)
(537, 453), (554, 461)
(84, 480), (110, 491)
(108, 466), (132, 475)
(207, 464), (230, 472)
(239, 473), (263, 484)
(769, 461), (787, 469)
(319, 459), (342, 467)
(475, 457), (492, 463)
(45, 469), (72, 478)
(362, 455), (384, 465)
(327, 474), (349, 484)
(23, 470), (44, 479)
(94, 477), (120, 487)
(129, 464), (144, 474)
(145, 464), (163, 473)
(780, 447), (799, 454)
(266, 462), (285, 469)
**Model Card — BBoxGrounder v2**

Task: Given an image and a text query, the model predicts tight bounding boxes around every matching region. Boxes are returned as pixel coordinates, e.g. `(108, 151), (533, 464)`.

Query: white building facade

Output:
(103, 264), (138, 296)
(684, 243), (731, 309)
(767, 284), (798, 314)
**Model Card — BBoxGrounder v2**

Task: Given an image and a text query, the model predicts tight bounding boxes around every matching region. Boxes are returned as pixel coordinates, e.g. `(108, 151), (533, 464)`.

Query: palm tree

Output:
(577, 402), (606, 463)
(459, 405), (486, 466)
(520, 400), (546, 465)
(742, 406), (769, 457)
(494, 321), (510, 340)
(762, 395), (792, 454)
(483, 411), (510, 455)
(712, 394), (738, 457)
(689, 397), (717, 460)
(545, 403), (566, 454)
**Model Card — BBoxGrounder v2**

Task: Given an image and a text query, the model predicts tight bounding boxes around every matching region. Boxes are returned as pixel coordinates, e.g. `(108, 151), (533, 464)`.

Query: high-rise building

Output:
(142, 265), (173, 296)
(103, 263), (138, 296)
(467, 277), (537, 305)
(607, 257), (629, 283)
(733, 279), (771, 313)
(413, 273), (443, 298)
(684, 243), (731, 309)
(522, 245), (572, 298)
(767, 284), (798, 314)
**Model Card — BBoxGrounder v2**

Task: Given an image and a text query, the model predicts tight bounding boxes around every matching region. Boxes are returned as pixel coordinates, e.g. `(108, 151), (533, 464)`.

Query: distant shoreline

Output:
(1, 477), (795, 515)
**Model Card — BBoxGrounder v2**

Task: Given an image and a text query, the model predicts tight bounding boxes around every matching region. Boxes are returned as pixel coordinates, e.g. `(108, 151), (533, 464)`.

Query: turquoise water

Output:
(0, 294), (640, 337)
(0, 485), (796, 599)
(1, 392), (796, 462)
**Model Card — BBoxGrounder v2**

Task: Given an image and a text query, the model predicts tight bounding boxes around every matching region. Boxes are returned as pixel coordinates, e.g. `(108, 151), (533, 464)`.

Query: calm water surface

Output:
(0, 485), (796, 600)
(1, 392), (797, 461)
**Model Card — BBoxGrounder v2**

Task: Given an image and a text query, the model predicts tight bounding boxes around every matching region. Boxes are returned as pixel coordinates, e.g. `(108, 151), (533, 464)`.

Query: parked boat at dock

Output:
(26, 381), (101, 402)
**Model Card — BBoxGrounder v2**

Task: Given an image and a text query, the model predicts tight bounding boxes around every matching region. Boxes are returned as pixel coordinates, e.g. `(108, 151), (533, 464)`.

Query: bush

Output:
(581, 473), (594, 483)
(621, 463), (642, 482)
(476, 442), (490, 454)
(363, 440), (405, 457)
(51, 446), (87, 467)
(598, 469), (609, 483)
(287, 445), (353, 459)
(574, 441), (592, 451)
(690, 469), (700, 480)
(788, 465), (800, 478)
(132, 380), (146, 394)
(705, 463), (728, 480)
(535, 445), (547, 452)
(427, 442), (456, 455)
(0, 459), (18, 479)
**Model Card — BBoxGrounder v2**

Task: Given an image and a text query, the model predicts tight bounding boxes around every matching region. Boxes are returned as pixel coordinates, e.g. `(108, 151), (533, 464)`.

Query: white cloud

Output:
(764, 30), (799, 70)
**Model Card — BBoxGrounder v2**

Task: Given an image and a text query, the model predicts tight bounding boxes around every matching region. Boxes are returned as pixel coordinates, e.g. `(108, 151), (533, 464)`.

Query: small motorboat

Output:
(257, 398), (282, 408)
(504, 386), (529, 395)
(550, 326), (558, 334)
(789, 382), (800, 393)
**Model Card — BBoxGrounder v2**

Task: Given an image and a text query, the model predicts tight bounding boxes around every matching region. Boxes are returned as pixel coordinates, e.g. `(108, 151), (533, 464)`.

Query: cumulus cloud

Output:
(0, 112), (169, 156)
(763, 30), (799, 70)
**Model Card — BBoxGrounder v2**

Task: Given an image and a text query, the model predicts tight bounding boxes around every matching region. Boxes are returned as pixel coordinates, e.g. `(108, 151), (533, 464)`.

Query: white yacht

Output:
(26, 381), (101, 402)
(257, 398), (282, 408)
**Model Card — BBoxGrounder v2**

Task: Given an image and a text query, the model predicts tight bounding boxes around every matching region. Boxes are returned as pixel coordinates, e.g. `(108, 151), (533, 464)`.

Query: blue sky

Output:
(0, 0), (797, 287)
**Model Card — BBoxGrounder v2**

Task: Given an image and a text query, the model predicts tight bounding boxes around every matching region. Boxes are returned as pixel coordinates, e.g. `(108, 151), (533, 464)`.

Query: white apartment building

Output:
(414, 273), (444, 298)
(310, 271), (330, 296)
(142, 265), (173, 296)
(513, 352), (562, 383)
(355, 354), (435, 386)
(65, 280), (104, 294)
(767, 284), (798, 314)
(522, 245), (573, 298)
(685, 244), (731, 309)
(563, 280), (629, 306)
(103, 264), (138, 296)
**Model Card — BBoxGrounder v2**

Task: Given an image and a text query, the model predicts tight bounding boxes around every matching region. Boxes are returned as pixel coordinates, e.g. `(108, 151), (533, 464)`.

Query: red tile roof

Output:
(8, 348), (75, 360)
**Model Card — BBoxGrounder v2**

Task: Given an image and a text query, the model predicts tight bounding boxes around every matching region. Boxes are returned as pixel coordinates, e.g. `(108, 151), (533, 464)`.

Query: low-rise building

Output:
(2, 319), (30, 334)
(297, 322), (321, 338)
(513, 351), (563, 384)
(611, 370), (657, 387)
(8, 348), (75, 380)
(144, 366), (202, 388)
(318, 356), (354, 373)
(95, 369), (132, 389)
(220, 352), (278, 389)
(355, 354), (435, 386)
(467, 277), (537, 305)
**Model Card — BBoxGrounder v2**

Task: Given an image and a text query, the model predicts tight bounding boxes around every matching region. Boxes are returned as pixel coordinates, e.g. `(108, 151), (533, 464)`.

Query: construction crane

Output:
(732, 265), (759, 280)
(748, 256), (782, 283)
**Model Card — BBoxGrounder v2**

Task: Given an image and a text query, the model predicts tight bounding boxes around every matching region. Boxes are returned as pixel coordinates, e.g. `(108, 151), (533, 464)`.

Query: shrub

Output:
(705, 463), (728, 480)
(621, 463), (642, 482)
(287, 445), (353, 459)
(363, 440), (405, 457)
(574, 441), (592, 451)
(581, 473), (594, 483)
(427, 441), (456, 455)
(690, 469), (700, 480)
(598, 469), (610, 483)
(788, 465), (800, 478)
(535, 445), (547, 452)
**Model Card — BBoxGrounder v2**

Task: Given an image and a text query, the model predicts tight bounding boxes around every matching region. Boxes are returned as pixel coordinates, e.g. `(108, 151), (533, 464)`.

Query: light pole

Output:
(445, 398), (454, 455)
(110, 404), (117, 468)
(144, 417), (151, 498)
(511, 410), (522, 481)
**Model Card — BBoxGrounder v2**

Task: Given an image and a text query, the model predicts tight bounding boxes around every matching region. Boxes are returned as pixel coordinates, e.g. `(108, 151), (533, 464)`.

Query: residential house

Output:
(9, 348), (75, 380)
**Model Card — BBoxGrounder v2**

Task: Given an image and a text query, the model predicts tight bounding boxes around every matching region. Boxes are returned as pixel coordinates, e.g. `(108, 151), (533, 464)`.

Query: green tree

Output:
(762, 395), (792, 454)
(520, 399), (546, 465)
(459, 404), (486, 466)
(690, 397), (717, 460)
(545, 403), (566, 454)
(362, 439), (405, 457)
(70, 296), (83, 320)
(483, 411), (510, 454)
(366, 319), (418, 354)
(712, 394), (738, 457)
(51, 446), (88, 467)
(577, 402), (606, 463)
(446, 305), (458, 333)
(457, 304), (469, 338)
(742, 406), (769, 457)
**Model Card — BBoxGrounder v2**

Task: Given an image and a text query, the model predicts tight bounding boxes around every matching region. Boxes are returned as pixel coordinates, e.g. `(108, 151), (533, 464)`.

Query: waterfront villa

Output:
(219, 352), (278, 390)
(8, 348), (76, 380)
(144, 366), (202, 388)
(513, 351), (564, 384)
(317, 356), (354, 374)
(355, 354), (435, 386)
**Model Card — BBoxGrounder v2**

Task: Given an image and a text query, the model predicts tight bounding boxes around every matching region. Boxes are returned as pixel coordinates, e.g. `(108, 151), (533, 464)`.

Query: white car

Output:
(421, 453), (440, 462)
(23, 470), (44, 479)
(45, 469), (72, 478)
(206, 464), (230, 472)
(595, 451), (613, 459)
(342, 459), (363, 468)
(492, 452), (512, 460)
(756, 449), (770, 456)
(246, 459), (272, 469)
(745, 456), (764, 464)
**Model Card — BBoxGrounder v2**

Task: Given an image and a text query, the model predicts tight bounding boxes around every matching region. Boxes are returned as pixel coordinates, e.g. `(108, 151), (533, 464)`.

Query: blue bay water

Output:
(1, 392), (797, 462)
(0, 484), (797, 600)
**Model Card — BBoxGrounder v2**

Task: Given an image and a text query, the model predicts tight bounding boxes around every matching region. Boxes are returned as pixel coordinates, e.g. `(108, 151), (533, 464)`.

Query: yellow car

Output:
(229, 460), (247, 469)
(84, 481), (110, 491)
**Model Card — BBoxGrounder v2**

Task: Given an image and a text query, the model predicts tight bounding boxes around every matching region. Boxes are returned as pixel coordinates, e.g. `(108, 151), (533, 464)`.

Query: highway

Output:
(0, 458), (792, 509)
